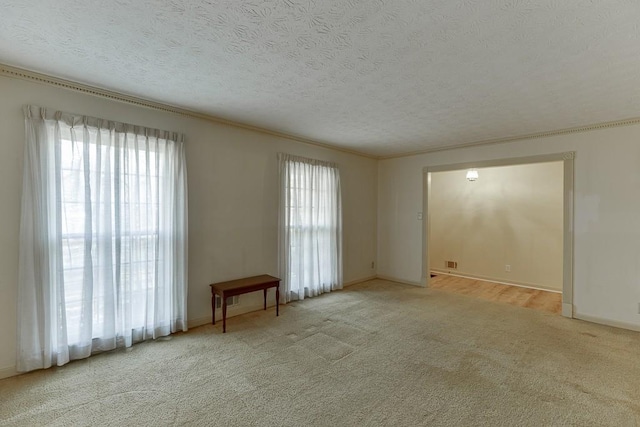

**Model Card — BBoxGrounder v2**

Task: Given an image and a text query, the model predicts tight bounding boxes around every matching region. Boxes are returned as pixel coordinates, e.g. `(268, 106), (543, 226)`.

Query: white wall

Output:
(429, 163), (564, 291)
(0, 75), (378, 376)
(378, 125), (640, 329)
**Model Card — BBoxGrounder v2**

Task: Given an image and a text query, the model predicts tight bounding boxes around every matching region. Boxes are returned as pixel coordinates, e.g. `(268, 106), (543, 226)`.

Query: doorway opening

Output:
(422, 153), (574, 318)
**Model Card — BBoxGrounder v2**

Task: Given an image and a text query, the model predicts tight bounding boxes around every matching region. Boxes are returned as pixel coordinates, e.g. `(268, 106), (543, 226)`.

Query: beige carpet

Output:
(1, 279), (639, 426)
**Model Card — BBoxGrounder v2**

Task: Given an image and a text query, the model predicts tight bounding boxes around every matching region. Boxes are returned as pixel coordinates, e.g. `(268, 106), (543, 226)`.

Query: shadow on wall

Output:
(429, 161), (564, 292)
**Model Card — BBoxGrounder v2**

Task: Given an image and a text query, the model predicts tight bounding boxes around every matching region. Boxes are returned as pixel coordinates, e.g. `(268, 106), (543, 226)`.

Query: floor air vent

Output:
(446, 261), (458, 269)
(215, 295), (240, 309)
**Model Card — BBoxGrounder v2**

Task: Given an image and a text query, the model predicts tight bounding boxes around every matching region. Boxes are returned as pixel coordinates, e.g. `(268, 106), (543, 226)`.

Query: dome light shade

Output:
(466, 170), (479, 181)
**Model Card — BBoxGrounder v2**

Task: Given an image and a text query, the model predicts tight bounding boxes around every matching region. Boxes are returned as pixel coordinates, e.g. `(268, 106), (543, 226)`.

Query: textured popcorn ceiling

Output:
(2, 1), (640, 157)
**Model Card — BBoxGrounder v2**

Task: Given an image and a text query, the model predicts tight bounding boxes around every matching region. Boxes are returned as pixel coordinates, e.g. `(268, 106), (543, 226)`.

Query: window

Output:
(58, 129), (164, 345)
(17, 106), (188, 372)
(278, 153), (342, 302)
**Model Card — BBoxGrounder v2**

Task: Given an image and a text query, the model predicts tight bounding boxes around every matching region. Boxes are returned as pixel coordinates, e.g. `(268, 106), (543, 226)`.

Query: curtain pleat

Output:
(278, 153), (342, 303)
(17, 106), (188, 372)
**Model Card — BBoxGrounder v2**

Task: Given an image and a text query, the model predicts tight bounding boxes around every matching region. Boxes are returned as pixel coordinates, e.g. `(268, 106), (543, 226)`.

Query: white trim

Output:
(187, 316), (212, 329)
(423, 152), (575, 319)
(380, 121), (640, 159)
(421, 170), (430, 287)
(424, 152), (573, 173)
(430, 270), (562, 293)
(4, 63), (640, 161)
(344, 276), (377, 287)
(190, 277), (376, 330)
(0, 63), (376, 160)
(0, 366), (17, 380)
(574, 313), (640, 333)
(562, 153), (575, 319)
(190, 296), (279, 328)
(376, 275), (424, 287)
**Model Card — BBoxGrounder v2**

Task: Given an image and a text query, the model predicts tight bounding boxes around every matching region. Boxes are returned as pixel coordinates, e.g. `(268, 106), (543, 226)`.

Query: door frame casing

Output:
(422, 152), (575, 318)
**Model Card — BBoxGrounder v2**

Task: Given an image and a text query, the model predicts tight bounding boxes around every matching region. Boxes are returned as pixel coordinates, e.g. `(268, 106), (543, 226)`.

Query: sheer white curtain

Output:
(17, 106), (188, 372)
(278, 153), (342, 302)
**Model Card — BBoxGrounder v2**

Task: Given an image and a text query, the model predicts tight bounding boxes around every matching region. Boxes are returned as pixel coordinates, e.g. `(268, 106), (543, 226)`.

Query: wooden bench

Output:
(210, 274), (280, 333)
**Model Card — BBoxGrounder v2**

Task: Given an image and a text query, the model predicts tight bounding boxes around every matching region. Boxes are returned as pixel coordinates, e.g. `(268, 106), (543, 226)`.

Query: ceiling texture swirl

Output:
(1, 0), (640, 156)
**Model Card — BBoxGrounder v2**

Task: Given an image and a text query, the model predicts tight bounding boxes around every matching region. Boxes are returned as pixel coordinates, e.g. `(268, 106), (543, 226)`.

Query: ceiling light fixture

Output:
(466, 169), (479, 181)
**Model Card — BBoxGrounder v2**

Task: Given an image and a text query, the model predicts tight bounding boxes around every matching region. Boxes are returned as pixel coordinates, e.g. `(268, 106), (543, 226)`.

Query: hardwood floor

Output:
(429, 274), (562, 315)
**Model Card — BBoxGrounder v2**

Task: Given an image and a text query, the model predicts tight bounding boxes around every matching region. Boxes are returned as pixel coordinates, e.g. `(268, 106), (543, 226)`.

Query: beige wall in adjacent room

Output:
(377, 124), (640, 331)
(0, 75), (378, 377)
(429, 163), (563, 291)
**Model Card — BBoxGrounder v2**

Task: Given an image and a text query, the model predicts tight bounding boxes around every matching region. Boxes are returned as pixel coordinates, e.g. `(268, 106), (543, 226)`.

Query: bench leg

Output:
(211, 290), (216, 325)
(276, 284), (280, 316)
(263, 288), (267, 310)
(223, 297), (227, 333)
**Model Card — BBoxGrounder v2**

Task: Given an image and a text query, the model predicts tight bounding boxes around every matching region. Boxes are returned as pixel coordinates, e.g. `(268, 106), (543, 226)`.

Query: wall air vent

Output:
(215, 295), (240, 309)
(446, 261), (458, 269)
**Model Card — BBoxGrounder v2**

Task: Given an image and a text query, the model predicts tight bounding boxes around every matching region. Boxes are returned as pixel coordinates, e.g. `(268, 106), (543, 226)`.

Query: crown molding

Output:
(0, 63), (377, 160)
(380, 116), (640, 159)
(4, 63), (640, 161)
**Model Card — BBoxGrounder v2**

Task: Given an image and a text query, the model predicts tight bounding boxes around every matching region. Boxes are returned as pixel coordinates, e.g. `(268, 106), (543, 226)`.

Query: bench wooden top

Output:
(210, 274), (281, 333)
(209, 274), (280, 292)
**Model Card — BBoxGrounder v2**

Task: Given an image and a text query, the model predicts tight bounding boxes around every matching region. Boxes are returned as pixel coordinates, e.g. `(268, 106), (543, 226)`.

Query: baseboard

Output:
(343, 275), (377, 287)
(573, 313), (640, 333)
(376, 275), (424, 287)
(188, 279), (375, 329)
(430, 270), (562, 293)
(187, 316), (212, 329)
(0, 365), (17, 380)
